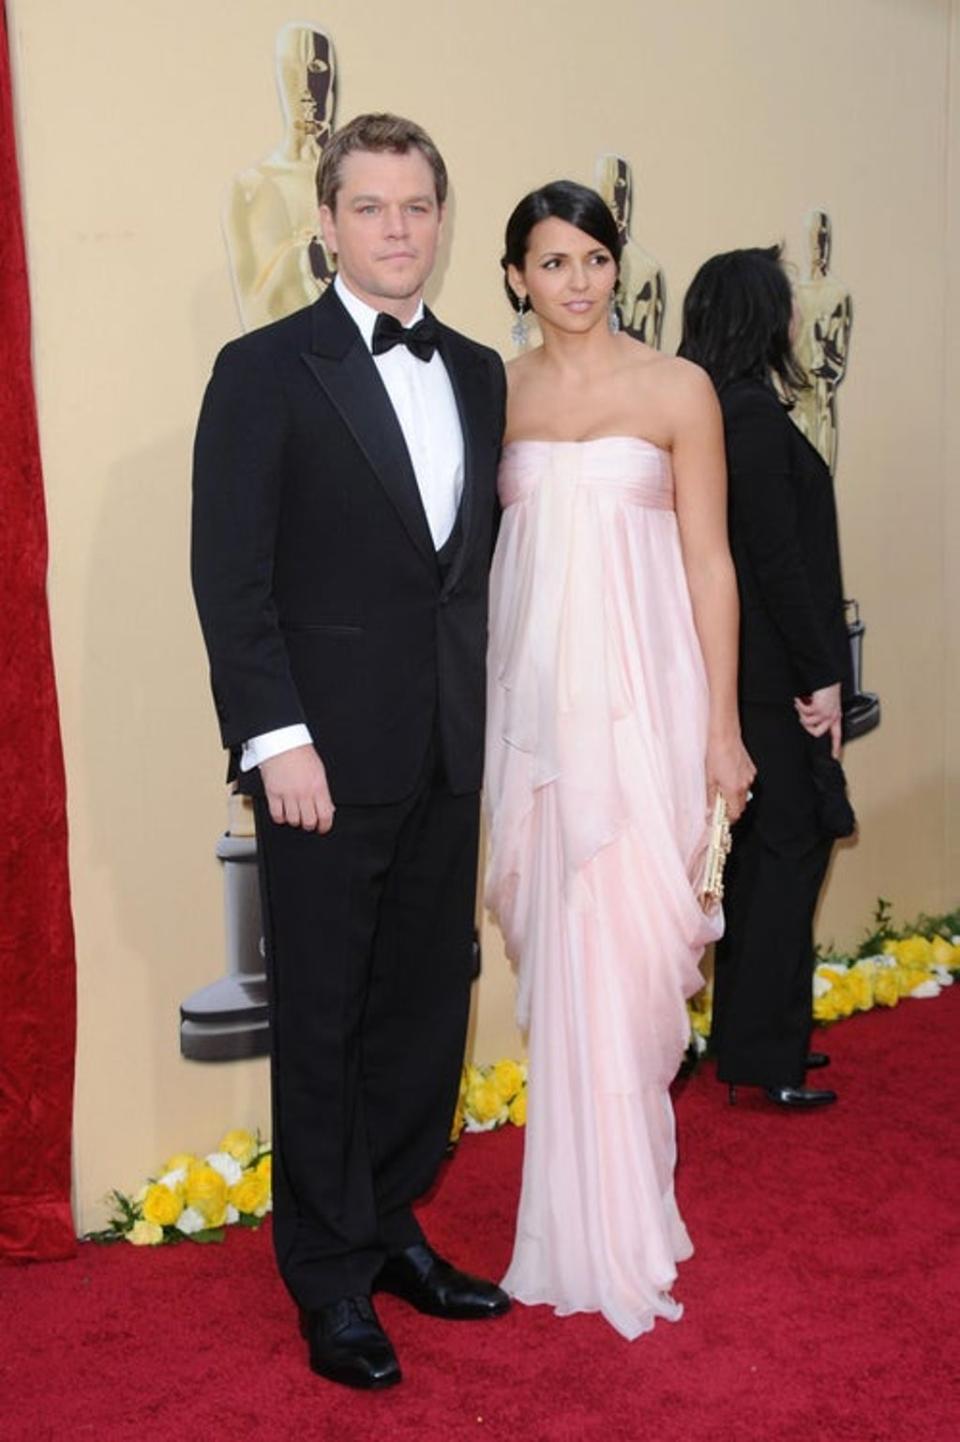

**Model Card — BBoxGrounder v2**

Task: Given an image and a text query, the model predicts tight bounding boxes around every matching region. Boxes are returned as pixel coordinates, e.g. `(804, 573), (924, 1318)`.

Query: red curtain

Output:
(0, 1), (77, 1262)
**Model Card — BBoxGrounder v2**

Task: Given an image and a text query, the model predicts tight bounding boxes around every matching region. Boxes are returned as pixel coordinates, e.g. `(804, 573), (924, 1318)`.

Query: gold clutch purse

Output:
(700, 793), (732, 911)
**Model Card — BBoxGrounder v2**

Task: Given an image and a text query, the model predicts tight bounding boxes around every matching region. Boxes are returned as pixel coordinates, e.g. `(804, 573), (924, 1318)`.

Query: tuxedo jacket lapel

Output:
(301, 289), (437, 569)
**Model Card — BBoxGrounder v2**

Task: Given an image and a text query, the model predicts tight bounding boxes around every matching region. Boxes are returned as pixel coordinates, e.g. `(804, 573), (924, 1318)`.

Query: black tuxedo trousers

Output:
(255, 735), (479, 1305)
(712, 702), (833, 1088)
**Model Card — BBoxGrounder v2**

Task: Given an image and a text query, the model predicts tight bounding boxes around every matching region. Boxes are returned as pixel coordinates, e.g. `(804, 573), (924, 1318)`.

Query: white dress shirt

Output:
(241, 274), (465, 772)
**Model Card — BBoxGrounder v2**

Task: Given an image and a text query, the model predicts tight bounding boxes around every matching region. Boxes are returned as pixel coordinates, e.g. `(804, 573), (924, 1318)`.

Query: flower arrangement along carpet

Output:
(88, 1132), (272, 1248)
(10, 984), (960, 1442)
(91, 900), (958, 1246)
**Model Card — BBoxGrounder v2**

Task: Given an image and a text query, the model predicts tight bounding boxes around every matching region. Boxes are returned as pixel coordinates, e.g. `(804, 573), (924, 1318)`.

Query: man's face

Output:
(320, 148), (443, 316)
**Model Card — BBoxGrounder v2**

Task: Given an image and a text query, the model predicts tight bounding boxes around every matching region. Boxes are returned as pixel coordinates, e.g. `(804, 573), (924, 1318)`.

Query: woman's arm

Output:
(724, 386), (840, 695)
(724, 386), (843, 758)
(668, 361), (755, 818)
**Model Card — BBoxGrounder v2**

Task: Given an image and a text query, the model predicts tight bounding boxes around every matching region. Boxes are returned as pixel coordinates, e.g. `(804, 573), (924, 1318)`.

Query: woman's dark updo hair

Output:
(678, 245), (807, 403)
(501, 180), (622, 309)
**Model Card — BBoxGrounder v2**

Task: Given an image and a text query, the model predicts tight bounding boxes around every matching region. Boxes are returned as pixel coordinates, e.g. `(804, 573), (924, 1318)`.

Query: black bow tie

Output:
(371, 311), (438, 362)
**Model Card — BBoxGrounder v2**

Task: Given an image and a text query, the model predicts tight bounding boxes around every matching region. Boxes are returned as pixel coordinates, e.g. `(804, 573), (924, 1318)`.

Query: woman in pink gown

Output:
(484, 182), (754, 1339)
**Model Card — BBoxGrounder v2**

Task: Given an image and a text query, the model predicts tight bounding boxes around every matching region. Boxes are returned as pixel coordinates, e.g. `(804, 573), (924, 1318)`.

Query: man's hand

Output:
(795, 683), (843, 760)
(259, 745), (335, 831)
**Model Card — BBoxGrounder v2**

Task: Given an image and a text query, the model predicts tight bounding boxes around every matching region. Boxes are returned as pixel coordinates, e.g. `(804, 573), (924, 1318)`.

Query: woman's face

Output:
(509, 216), (617, 335)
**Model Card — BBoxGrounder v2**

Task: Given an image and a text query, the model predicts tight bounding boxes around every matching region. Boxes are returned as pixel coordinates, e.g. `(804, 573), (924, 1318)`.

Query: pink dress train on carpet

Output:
(484, 437), (723, 1340)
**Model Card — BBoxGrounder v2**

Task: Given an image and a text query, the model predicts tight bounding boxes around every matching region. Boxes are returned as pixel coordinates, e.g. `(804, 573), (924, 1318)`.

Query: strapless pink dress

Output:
(484, 437), (722, 1340)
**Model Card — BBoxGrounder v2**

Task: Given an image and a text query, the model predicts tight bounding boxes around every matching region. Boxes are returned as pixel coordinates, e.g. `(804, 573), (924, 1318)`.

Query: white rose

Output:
(932, 965), (954, 986)
(205, 1152), (243, 1187)
(812, 971), (833, 998)
(176, 1206), (208, 1235)
(225, 1204), (239, 1225)
(157, 1166), (188, 1192)
(464, 1113), (506, 1134)
(905, 979), (941, 999)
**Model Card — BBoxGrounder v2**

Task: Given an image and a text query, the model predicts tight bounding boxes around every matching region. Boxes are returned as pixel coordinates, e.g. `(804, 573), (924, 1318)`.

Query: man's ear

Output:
(319, 203), (337, 256)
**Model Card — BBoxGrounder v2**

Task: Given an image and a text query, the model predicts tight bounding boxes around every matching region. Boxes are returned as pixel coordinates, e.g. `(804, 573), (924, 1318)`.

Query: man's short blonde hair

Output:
(317, 113), (448, 211)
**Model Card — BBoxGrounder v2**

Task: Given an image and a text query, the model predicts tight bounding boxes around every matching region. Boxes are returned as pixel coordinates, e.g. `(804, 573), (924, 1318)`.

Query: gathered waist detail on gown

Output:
(484, 438), (722, 1340)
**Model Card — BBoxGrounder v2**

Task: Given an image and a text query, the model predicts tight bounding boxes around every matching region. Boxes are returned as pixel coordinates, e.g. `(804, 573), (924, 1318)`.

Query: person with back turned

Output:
(680, 245), (854, 1110)
(191, 113), (509, 1389)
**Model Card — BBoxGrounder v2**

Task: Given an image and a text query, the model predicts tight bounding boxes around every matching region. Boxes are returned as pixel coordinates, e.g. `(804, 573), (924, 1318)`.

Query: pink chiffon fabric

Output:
(484, 437), (723, 1340)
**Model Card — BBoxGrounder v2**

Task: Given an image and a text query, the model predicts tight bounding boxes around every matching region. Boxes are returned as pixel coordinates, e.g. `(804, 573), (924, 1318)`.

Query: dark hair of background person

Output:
(501, 180), (623, 309)
(678, 245), (808, 403)
(317, 112), (448, 211)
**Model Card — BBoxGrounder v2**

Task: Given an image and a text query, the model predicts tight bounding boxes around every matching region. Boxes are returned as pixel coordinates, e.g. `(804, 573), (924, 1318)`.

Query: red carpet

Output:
(3, 988), (959, 1442)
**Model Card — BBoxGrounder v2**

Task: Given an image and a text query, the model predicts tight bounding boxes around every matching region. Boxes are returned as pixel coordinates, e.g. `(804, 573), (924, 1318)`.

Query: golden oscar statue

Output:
(793, 210), (852, 473)
(223, 23), (337, 332)
(595, 153), (665, 348)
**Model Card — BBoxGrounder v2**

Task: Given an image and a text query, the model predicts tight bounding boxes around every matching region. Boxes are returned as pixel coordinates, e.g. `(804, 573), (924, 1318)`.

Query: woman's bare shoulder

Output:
(633, 350), (719, 423)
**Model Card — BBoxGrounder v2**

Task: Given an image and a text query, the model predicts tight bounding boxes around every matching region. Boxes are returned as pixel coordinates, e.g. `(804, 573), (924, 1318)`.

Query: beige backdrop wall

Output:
(8, 0), (958, 1229)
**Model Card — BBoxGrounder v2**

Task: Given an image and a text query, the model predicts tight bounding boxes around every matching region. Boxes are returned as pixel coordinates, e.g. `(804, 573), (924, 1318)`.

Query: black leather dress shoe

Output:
(805, 1052), (830, 1069)
(301, 1296), (401, 1389)
(763, 1085), (837, 1108)
(376, 1243), (511, 1320)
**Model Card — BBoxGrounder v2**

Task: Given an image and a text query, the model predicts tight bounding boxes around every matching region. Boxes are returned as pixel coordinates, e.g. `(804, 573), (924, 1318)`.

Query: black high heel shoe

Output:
(728, 1082), (837, 1108)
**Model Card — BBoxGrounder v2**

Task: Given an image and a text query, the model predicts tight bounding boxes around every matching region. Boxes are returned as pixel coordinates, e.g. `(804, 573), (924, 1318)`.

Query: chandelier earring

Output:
(511, 294), (530, 350)
(608, 293), (621, 334)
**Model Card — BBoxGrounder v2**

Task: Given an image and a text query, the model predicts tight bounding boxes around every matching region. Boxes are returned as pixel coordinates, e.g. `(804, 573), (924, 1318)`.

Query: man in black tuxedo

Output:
(192, 114), (508, 1389)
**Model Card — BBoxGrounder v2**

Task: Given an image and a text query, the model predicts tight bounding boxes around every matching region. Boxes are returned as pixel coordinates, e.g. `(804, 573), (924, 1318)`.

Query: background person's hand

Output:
(795, 683), (843, 759)
(259, 744), (335, 831)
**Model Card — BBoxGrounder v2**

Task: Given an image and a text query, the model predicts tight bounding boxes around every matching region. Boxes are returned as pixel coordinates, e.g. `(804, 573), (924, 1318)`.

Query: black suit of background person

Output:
(192, 115), (508, 1391)
(680, 246), (853, 1110)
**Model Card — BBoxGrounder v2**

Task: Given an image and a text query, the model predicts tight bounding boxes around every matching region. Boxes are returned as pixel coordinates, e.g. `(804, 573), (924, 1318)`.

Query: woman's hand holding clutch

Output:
(706, 732), (756, 823)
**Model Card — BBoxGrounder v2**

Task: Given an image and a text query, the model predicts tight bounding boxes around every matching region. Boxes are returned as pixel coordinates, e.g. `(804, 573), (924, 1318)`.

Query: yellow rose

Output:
(490, 1059), (525, 1103)
(256, 1153), (272, 1187)
(141, 1182), (183, 1228)
(884, 936), (933, 970)
(163, 1152), (198, 1174)
(467, 1078), (508, 1128)
(230, 1170), (271, 1216)
(219, 1130), (257, 1168)
(896, 965), (931, 997)
(127, 1219), (164, 1246)
(449, 1099), (466, 1143)
(508, 1090), (527, 1127)
(813, 992), (836, 1023)
(874, 968), (900, 1007)
(186, 1163), (228, 1226)
(930, 935), (960, 970)
(814, 967), (857, 1020)
(847, 965), (874, 1011)
(689, 1007), (712, 1039)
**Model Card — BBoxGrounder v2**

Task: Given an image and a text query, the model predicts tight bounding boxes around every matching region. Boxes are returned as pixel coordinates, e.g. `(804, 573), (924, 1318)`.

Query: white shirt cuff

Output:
(241, 724), (313, 772)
